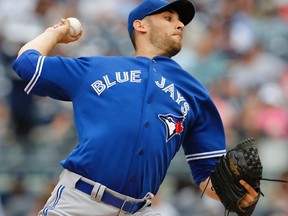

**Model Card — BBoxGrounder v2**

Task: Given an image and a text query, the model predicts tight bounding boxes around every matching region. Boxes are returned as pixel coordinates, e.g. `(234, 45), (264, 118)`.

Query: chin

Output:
(167, 48), (181, 58)
(172, 44), (182, 55)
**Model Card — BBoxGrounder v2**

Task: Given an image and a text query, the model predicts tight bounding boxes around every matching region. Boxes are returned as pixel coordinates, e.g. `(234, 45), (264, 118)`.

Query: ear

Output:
(133, 20), (148, 34)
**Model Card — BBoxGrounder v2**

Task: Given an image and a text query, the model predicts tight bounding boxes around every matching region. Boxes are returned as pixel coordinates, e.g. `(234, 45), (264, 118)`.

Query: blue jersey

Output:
(12, 50), (226, 199)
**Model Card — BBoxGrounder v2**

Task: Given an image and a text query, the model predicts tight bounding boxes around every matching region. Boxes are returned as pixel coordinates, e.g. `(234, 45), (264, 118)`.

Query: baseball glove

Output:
(210, 138), (263, 216)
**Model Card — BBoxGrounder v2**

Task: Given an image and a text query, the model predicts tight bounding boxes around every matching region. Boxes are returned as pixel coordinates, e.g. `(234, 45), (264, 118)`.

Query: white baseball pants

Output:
(38, 169), (161, 216)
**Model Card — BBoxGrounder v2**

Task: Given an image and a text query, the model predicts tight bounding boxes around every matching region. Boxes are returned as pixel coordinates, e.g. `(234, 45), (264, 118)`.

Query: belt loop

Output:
(60, 169), (82, 187)
(138, 199), (151, 212)
(91, 182), (106, 202)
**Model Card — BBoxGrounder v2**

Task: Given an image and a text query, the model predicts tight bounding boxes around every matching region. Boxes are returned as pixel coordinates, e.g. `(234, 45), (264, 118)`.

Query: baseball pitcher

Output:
(12, 0), (265, 215)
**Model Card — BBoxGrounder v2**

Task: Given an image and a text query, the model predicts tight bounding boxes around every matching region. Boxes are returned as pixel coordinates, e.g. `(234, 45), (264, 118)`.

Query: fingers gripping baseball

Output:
(46, 18), (83, 44)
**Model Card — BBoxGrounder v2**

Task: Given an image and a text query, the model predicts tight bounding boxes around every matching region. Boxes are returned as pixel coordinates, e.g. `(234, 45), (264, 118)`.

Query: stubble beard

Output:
(149, 27), (182, 58)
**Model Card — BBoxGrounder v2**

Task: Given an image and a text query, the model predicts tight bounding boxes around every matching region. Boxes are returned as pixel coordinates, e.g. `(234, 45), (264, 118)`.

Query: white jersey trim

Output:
(24, 56), (45, 94)
(186, 149), (226, 161)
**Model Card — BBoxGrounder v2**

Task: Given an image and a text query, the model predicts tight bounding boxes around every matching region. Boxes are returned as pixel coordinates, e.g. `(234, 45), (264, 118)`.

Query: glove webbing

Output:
(200, 174), (288, 216)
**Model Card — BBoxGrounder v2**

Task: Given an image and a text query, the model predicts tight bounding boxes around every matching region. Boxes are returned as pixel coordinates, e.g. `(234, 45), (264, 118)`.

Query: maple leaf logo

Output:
(158, 114), (185, 142)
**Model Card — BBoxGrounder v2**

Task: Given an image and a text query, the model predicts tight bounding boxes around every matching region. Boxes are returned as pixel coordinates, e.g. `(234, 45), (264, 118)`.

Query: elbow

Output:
(12, 50), (41, 81)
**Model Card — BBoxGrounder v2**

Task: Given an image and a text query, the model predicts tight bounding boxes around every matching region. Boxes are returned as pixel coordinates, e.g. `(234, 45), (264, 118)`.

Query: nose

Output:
(177, 20), (184, 31)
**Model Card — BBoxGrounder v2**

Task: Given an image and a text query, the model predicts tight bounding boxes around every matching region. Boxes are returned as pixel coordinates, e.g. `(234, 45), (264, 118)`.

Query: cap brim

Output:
(148, 0), (195, 26)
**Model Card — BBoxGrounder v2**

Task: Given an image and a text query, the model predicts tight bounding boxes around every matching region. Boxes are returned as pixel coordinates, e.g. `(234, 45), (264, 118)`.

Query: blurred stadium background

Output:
(0, 0), (288, 215)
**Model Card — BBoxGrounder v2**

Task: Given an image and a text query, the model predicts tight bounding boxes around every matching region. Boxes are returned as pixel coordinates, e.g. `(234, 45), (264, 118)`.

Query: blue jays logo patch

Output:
(158, 114), (185, 142)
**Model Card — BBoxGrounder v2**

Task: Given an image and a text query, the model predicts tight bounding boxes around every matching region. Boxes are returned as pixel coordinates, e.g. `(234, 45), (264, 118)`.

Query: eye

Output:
(164, 16), (172, 21)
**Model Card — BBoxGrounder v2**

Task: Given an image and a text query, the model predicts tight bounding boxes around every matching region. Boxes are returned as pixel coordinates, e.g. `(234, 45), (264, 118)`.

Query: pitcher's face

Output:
(145, 10), (185, 57)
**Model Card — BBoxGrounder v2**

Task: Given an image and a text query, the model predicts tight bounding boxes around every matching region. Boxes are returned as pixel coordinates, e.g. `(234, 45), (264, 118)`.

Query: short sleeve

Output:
(12, 49), (88, 101)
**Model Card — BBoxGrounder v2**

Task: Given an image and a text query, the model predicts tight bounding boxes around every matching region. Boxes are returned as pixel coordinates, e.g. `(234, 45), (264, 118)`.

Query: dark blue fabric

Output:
(75, 179), (146, 214)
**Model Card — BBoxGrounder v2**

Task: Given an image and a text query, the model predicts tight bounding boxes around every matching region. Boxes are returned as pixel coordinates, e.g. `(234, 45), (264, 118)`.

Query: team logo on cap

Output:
(158, 114), (185, 142)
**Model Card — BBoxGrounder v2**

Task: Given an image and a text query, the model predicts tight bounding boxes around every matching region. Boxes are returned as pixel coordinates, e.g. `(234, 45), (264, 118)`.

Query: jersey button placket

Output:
(152, 59), (157, 73)
(145, 122), (150, 128)
(131, 176), (136, 182)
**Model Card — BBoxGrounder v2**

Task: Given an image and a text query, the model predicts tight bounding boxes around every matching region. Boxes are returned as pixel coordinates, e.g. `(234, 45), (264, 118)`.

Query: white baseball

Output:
(67, 17), (82, 37)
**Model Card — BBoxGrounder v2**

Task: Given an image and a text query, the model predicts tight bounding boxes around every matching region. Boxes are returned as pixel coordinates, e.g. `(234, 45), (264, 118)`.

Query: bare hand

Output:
(45, 19), (83, 44)
(239, 180), (259, 207)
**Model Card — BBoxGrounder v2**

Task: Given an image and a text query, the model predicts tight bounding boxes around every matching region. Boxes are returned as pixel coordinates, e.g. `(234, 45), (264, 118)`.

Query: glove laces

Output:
(200, 176), (288, 216)
(260, 177), (288, 183)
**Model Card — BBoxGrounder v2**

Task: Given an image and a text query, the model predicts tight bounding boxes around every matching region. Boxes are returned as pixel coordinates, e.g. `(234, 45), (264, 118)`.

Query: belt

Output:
(75, 179), (147, 214)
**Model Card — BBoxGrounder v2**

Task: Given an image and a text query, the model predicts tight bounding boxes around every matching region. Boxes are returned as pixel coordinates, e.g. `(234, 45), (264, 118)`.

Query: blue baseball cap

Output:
(128, 0), (195, 36)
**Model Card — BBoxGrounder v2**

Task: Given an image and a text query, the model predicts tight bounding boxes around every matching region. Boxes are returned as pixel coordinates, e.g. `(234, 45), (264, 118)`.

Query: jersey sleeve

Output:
(182, 97), (226, 186)
(12, 49), (87, 101)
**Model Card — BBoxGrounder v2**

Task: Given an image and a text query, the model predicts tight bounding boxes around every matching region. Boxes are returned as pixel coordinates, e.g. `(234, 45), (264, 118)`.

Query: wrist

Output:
(44, 28), (62, 44)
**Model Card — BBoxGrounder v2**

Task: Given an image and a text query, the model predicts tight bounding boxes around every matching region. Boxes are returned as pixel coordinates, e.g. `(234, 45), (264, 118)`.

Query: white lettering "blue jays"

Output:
(155, 77), (190, 117)
(91, 70), (142, 96)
